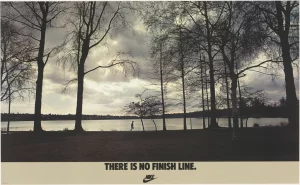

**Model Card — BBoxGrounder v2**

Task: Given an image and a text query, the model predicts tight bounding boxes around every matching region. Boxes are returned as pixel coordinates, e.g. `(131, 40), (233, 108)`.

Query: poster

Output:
(1, 1), (299, 184)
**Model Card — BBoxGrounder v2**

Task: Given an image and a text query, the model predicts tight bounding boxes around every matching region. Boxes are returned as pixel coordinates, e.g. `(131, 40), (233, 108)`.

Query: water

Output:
(1, 118), (288, 131)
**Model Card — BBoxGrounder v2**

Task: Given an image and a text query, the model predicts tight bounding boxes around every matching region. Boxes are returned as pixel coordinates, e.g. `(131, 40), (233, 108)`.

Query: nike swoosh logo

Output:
(143, 177), (156, 183)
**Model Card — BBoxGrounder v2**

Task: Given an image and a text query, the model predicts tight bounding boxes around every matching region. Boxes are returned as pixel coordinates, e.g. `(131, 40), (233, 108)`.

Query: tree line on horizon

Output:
(1, 1), (299, 137)
(1, 96), (289, 123)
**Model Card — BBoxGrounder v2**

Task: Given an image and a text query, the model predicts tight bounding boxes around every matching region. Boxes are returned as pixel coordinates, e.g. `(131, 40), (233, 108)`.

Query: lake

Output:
(1, 117), (288, 131)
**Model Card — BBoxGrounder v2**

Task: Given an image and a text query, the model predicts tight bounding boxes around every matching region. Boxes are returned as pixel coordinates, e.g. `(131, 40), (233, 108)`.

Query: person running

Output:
(130, 121), (134, 131)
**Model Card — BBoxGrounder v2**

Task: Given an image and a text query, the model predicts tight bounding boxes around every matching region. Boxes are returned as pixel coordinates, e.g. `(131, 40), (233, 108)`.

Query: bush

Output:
(63, 127), (69, 131)
(280, 122), (288, 127)
(253, 123), (259, 127)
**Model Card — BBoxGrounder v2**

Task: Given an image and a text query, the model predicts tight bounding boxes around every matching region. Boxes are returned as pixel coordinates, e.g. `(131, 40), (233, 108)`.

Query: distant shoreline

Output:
(1, 116), (289, 122)
(1, 106), (289, 122)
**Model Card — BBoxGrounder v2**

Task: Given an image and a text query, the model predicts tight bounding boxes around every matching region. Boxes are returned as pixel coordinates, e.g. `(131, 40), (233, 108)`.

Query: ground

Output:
(1, 126), (299, 162)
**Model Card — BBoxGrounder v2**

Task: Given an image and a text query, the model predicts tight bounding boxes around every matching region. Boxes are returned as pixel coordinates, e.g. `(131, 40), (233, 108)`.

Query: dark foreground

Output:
(1, 126), (299, 162)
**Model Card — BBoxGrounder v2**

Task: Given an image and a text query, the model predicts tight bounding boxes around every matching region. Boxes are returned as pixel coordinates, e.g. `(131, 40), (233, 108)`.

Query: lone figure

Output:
(130, 121), (134, 131)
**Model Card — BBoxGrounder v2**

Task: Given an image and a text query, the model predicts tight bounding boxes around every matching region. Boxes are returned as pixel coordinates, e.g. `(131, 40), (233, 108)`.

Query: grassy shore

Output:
(1, 126), (298, 162)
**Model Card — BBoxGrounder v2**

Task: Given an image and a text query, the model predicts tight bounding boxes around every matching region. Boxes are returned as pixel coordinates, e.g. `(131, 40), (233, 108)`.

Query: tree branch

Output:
(237, 59), (272, 76)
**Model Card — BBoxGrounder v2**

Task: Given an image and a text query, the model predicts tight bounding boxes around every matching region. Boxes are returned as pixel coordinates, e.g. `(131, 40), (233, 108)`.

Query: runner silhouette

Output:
(130, 121), (134, 131)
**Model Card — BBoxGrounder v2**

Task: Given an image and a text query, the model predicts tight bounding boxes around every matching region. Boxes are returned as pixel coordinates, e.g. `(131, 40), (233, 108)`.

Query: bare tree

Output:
(3, 2), (67, 132)
(178, 26), (187, 131)
(149, 30), (169, 131)
(181, 1), (228, 128)
(143, 96), (162, 131)
(125, 93), (162, 131)
(253, 1), (299, 128)
(223, 60), (232, 128)
(1, 20), (35, 133)
(216, 2), (270, 139)
(125, 95), (147, 131)
(61, 2), (138, 131)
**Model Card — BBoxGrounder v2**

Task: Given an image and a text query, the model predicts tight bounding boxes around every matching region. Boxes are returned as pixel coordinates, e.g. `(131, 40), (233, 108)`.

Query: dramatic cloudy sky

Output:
(1, 2), (299, 115)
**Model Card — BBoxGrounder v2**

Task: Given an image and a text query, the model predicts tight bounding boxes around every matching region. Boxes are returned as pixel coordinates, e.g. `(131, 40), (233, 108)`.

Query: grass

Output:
(1, 126), (298, 162)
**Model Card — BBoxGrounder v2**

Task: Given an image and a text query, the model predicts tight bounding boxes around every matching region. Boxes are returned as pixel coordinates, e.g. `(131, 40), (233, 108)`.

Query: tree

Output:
(3, 2), (66, 132)
(125, 101), (146, 131)
(253, 1), (299, 127)
(149, 28), (169, 131)
(181, 1), (228, 128)
(143, 96), (162, 131)
(215, 2), (269, 138)
(279, 97), (287, 108)
(125, 93), (162, 131)
(1, 20), (35, 133)
(178, 26), (188, 131)
(142, 3), (192, 131)
(61, 2), (138, 132)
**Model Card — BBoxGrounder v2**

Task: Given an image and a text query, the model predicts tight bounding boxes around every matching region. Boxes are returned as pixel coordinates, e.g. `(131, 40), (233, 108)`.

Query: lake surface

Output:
(1, 118), (288, 131)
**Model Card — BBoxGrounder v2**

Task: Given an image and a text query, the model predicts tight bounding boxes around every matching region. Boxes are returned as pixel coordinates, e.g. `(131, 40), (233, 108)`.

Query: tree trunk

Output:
(181, 67), (187, 131)
(281, 35), (299, 127)
(204, 2), (218, 128)
(75, 38), (90, 132)
(208, 58), (218, 128)
(7, 92), (11, 134)
(231, 76), (239, 139)
(33, 65), (44, 132)
(33, 24), (47, 132)
(200, 59), (206, 129)
(75, 64), (85, 132)
(5, 61), (11, 134)
(275, 1), (299, 128)
(159, 42), (166, 131)
(179, 28), (187, 131)
(140, 118), (145, 131)
(151, 119), (157, 131)
(224, 61), (232, 128)
(237, 78), (243, 128)
(205, 77), (210, 127)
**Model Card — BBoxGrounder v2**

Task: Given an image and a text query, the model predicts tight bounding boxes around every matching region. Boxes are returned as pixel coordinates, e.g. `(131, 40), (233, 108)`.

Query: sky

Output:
(1, 2), (299, 116)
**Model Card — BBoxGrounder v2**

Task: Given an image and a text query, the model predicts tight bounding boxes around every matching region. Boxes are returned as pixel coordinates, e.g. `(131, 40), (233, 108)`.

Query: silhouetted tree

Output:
(3, 2), (66, 132)
(1, 20), (35, 133)
(125, 93), (162, 131)
(215, 2), (270, 139)
(148, 28), (169, 131)
(143, 96), (162, 131)
(279, 97), (287, 108)
(182, 1), (228, 128)
(61, 2), (138, 132)
(253, 1), (299, 127)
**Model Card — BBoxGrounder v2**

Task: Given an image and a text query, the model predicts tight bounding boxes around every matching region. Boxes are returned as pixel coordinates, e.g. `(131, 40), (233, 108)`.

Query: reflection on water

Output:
(1, 118), (288, 131)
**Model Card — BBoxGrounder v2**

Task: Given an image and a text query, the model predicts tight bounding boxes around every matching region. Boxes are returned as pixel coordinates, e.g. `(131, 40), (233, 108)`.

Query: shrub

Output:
(253, 123), (259, 127)
(280, 122), (288, 127)
(63, 127), (69, 131)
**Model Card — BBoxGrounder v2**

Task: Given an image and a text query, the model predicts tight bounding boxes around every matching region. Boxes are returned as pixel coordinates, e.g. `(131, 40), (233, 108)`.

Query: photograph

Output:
(1, 1), (299, 165)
